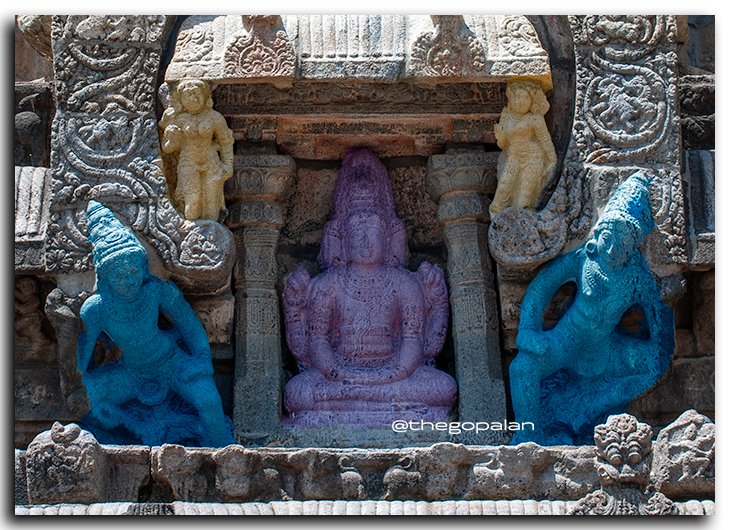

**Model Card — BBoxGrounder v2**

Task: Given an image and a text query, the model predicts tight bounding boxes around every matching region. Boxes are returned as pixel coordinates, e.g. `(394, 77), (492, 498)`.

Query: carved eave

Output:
(15, 166), (51, 273)
(166, 15), (552, 90)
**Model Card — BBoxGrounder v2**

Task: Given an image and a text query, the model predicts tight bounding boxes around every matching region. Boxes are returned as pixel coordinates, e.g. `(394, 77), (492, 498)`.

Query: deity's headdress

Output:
(597, 172), (654, 243)
(320, 148), (406, 269)
(86, 200), (147, 270)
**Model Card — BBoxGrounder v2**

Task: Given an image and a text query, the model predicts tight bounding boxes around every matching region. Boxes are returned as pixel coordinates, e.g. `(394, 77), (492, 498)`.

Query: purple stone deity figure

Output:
(283, 148), (457, 428)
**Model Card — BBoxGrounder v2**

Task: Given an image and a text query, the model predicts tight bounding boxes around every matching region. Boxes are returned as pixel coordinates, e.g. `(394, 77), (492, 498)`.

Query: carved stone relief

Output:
(48, 15), (234, 294)
(166, 15), (549, 85)
(490, 16), (685, 278)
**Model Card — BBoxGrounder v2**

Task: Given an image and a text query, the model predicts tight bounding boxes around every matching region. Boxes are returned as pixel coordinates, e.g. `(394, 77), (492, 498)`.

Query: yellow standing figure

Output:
(490, 80), (557, 217)
(160, 79), (234, 221)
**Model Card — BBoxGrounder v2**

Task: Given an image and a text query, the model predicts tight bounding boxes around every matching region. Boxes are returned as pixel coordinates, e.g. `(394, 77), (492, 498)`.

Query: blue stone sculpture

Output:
(77, 201), (234, 447)
(509, 173), (674, 445)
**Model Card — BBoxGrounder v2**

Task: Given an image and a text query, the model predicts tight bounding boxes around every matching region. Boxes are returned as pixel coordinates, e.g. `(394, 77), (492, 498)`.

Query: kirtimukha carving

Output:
(283, 148), (456, 427)
(77, 201), (233, 446)
(509, 173), (674, 445)
(490, 80), (557, 217)
(160, 79), (234, 220)
(569, 414), (677, 515)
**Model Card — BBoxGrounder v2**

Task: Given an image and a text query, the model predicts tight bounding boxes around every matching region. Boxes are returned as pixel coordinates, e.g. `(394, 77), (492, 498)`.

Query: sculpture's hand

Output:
(417, 262), (447, 306)
(162, 124), (182, 153)
(285, 267), (312, 310)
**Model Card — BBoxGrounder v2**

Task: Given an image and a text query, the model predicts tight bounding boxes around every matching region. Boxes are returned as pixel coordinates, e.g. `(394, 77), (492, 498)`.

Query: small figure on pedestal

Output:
(490, 80), (557, 217)
(160, 79), (234, 221)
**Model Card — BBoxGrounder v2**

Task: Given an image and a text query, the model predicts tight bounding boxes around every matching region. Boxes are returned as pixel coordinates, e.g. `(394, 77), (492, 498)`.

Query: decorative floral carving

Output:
(498, 16), (548, 58)
(224, 16), (295, 78)
(411, 16), (486, 77)
(569, 414), (677, 515)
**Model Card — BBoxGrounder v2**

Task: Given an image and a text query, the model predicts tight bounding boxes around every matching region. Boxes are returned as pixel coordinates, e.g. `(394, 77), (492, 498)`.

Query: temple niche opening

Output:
(14, 15), (715, 515)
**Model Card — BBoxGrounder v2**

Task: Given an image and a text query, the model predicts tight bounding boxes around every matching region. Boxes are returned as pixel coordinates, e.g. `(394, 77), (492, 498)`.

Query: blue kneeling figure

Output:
(77, 200), (234, 447)
(509, 173), (674, 445)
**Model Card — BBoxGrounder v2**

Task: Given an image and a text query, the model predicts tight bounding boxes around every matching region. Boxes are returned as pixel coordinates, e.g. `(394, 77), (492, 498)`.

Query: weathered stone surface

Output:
(26, 423), (107, 505)
(14, 367), (70, 422)
(48, 15), (234, 295)
(628, 357), (714, 419)
(44, 287), (91, 418)
(282, 167), (337, 246)
(106, 445), (151, 502)
(391, 165), (444, 248)
(680, 75), (714, 150)
(14, 276), (55, 364)
(684, 150), (714, 266)
(15, 450), (28, 505)
(692, 270), (714, 354)
(189, 294), (235, 347)
(652, 410), (714, 501)
(678, 16), (714, 73)
(167, 16), (550, 85)
(15, 83), (53, 167)
(15, 167), (51, 273)
(151, 445), (218, 502)
(15, 17), (53, 81)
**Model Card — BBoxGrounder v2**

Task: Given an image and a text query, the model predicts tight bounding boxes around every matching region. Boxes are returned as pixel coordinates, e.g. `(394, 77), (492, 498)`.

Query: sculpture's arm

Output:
(158, 278), (212, 361)
(634, 266), (674, 376)
(516, 251), (580, 354)
(532, 115), (557, 171)
(77, 295), (103, 374)
(213, 112), (234, 180)
(307, 278), (342, 381)
(417, 262), (449, 360)
(494, 111), (508, 150)
(160, 112), (181, 155)
(284, 267), (313, 369)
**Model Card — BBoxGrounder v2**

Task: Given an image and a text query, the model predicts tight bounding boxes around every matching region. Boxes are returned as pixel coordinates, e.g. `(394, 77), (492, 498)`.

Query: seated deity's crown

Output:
(598, 172), (654, 241)
(86, 200), (147, 269)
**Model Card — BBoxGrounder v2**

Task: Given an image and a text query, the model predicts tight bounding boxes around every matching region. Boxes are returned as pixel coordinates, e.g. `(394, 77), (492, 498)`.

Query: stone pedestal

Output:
(225, 154), (294, 442)
(427, 149), (507, 429)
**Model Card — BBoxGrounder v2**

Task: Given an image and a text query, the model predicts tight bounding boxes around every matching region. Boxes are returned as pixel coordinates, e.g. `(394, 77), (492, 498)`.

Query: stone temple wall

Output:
(13, 14), (714, 501)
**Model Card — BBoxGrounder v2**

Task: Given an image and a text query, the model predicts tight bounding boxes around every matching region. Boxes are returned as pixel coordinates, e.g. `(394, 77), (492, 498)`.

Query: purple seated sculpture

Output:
(283, 149), (457, 428)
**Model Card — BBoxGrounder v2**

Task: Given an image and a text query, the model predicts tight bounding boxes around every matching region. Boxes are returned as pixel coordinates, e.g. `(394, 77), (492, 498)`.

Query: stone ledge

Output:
(15, 499), (715, 516)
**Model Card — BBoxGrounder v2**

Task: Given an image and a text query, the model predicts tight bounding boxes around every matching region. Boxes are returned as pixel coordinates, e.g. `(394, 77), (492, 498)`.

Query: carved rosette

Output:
(411, 16), (486, 77)
(48, 16), (234, 294)
(490, 16), (686, 275)
(224, 16), (295, 79)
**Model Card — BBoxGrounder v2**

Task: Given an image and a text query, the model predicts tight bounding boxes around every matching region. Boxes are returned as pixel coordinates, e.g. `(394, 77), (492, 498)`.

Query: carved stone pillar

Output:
(225, 154), (294, 442)
(427, 149), (506, 429)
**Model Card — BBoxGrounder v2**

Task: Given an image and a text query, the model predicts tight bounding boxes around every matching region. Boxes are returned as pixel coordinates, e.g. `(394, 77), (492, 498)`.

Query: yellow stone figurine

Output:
(490, 80), (557, 217)
(160, 79), (234, 220)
